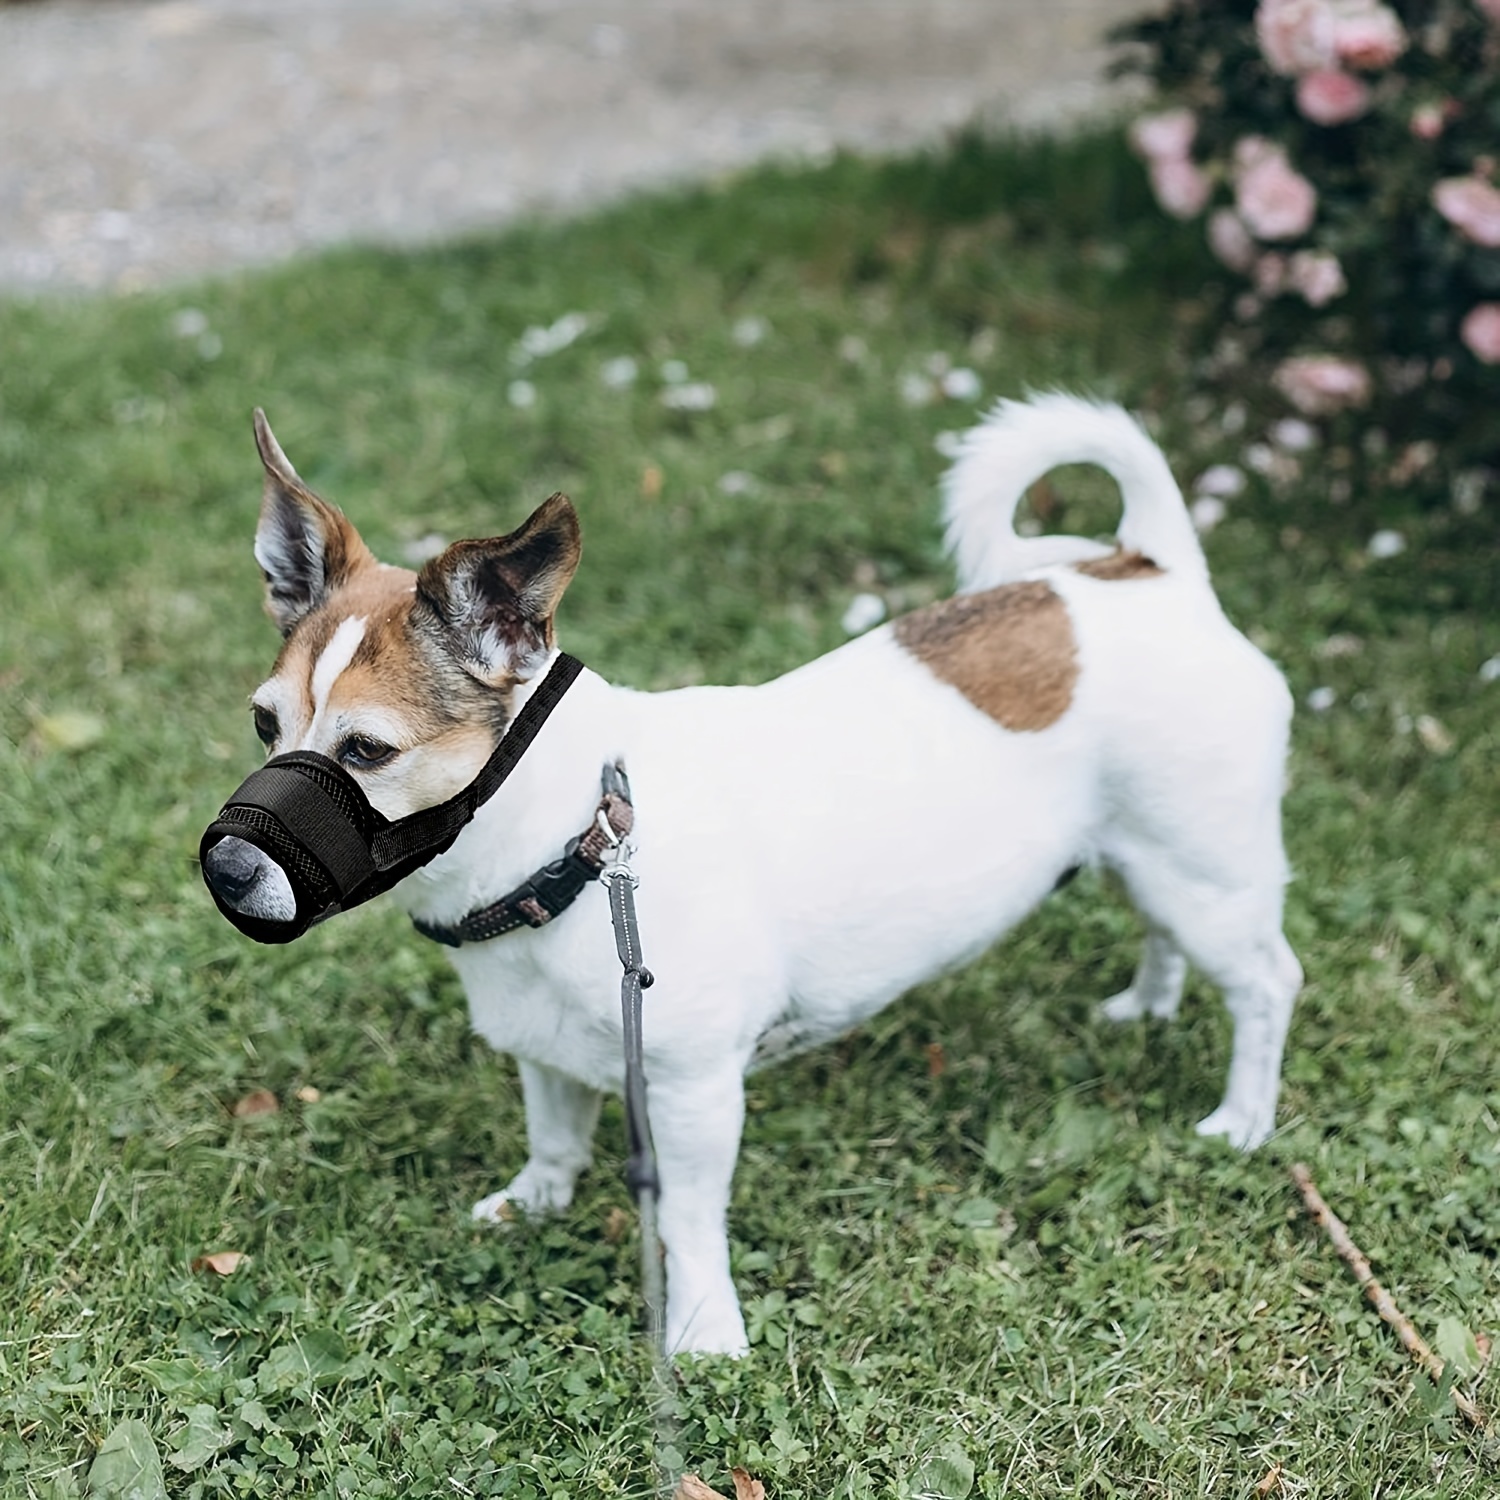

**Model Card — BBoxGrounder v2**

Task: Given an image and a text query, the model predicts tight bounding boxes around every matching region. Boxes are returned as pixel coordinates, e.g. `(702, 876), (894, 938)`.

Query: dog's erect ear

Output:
(252, 408), (376, 636)
(416, 493), (581, 685)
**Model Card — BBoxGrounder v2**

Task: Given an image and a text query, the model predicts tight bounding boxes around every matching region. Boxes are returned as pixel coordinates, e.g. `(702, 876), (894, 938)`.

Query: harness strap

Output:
(411, 763), (634, 947)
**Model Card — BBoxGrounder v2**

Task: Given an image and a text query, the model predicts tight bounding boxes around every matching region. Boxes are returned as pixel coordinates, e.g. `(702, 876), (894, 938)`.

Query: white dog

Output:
(205, 394), (1300, 1356)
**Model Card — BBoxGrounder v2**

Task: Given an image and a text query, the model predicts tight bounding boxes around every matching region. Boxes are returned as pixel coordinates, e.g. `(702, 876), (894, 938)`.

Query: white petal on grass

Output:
(660, 358), (690, 385)
(924, 351), (952, 377)
(717, 471), (758, 496)
(939, 367), (982, 401)
(1190, 496), (1227, 533)
(1315, 633), (1364, 660)
(1367, 529), (1406, 560)
(838, 335), (868, 364)
(1193, 464), (1247, 499)
(841, 592), (887, 636)
(401, 533), (448, 565)
(600, 356), (638, 388)
(517, 311), (590, 361)
(1478, 655), (1500, 683)
(661, 382), (716, 412)
(171, 307), (208, 339)
(732, 316), (768, 347)
(899, 372), (936, 408)
(1220, 401), (1248, 435)
(1452, 471), (1487, 516)
(197, 332), (223, 361)
(933, 431), (964, 459)
(507, 379), (537, 409)
(1272, 418), (1319, 452)
(1306, 686), (1337, 713)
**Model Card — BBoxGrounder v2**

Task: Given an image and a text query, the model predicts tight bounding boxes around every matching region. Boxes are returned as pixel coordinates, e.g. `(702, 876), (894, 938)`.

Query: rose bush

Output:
(1116, 0), (1500, 497)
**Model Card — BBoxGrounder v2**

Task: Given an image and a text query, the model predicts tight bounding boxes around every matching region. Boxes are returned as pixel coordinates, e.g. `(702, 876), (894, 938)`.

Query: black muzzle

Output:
(200, 653), (583, 943)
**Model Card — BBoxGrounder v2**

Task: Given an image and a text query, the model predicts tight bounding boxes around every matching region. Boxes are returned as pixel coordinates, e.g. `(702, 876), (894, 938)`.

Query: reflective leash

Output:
(598, 834), (665, 1354)
(598, 833), (681, 1497)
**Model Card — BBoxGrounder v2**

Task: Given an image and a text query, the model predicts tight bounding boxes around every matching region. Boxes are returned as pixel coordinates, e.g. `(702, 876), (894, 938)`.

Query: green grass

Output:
(1, 129), (1497, 1499)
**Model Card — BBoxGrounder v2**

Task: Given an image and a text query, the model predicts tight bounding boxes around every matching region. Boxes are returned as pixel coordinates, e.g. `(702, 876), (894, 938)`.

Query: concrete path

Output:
(0, 0), (1145, 293)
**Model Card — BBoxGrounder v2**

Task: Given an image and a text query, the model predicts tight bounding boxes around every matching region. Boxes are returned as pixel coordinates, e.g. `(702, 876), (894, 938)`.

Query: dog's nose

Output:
(203, 836), (264, 905)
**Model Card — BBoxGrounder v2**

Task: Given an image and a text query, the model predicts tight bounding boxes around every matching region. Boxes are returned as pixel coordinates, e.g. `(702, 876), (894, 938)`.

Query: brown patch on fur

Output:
(895, 581), (1077, 731)
(1073, 549), (1163, 581)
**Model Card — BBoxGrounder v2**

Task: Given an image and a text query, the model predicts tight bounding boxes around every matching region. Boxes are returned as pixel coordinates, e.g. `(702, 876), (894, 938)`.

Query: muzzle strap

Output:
(228, 763), (379, 900)
(369, 652), (585, 873)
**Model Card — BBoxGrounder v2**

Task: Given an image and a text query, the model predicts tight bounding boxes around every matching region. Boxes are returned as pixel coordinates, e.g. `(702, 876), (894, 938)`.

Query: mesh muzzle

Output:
(200, 652), (584, 945)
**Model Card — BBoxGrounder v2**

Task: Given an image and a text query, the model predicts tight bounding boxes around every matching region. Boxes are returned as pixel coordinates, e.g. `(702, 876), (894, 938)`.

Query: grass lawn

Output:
(1, 130), (1498, 1499)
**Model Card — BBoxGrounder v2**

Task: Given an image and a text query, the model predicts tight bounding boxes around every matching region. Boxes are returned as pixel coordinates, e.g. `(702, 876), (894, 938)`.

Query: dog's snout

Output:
(204, 836), (263, 902)
(202, 835), (299, 922)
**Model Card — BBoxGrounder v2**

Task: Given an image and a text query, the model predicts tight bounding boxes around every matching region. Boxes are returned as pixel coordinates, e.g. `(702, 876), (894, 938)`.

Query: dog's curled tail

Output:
(941, 393), (1208, 592)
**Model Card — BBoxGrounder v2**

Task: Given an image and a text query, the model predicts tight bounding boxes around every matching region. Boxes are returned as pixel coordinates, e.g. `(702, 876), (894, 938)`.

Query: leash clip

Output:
(598, 843), (638, 888)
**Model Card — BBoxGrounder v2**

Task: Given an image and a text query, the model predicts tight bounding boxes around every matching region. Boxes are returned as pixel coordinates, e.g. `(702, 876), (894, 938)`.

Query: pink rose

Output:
(1288, 249), (1347, 306)
(1129, 108), (1198, 163)
(1256, 0), (1337, 76)
(1149, 157), (1212, 219)
(1254, 253), (1289, 295)
(1410, 103), (1447, 140)
(1460, 303), (1500, 363)
(1235, 144), (1318, 240)
(1433, 176), (1500, 247)
(1274, 355), (1373, 415)
(1333, 5), (1407, 68)
(1208, 209), (1257, 272)
(1297, 69), (1371, 125)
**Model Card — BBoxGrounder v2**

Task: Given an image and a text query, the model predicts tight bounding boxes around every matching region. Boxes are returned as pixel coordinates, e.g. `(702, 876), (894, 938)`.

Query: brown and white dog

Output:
(206, 394), (1301, 1355)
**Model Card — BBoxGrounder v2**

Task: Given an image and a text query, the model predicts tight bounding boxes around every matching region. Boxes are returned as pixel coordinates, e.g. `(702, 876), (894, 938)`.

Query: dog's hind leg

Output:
(1190, 929), (1302, 1151)
(472, 1060), (602, 1222)
(1120, 861), (1300, 1150)
(1097, 925), (1188, 1022)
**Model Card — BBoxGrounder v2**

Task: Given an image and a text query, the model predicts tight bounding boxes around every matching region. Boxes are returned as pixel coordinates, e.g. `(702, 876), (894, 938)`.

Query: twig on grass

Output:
(1290, 1161), (1486, 1431)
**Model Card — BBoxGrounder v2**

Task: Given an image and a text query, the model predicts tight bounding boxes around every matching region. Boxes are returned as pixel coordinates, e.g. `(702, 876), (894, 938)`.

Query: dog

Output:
(204, 393), (1301, 1356)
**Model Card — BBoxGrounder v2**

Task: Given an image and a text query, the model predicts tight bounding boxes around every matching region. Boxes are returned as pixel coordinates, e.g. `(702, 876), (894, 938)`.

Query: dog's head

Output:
(201, 409), (581, 928)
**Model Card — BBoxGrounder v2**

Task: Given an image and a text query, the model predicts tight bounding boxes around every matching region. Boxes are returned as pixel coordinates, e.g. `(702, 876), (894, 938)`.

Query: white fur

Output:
(942, 393), (1209, 589)
(305, 615), (367, 746)
(373, 397), (1301, 1357)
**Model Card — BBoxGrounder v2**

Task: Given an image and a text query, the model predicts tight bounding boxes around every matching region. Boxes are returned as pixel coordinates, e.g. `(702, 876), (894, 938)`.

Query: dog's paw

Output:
(470, 1191), (523, 1225)
(1194, 1105), (1272, 1152)
(666, 1305), (751, 1360)
(1097, 986), (1177, 1023)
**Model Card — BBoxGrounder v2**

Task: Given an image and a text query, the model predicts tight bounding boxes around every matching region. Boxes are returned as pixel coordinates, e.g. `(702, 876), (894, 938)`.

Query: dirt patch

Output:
(0, 0), (1146, 292)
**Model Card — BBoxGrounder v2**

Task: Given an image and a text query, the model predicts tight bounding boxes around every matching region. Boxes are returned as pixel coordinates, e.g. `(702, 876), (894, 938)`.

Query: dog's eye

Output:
(252, 704), (279, 747)
(340, 734), (397, 770)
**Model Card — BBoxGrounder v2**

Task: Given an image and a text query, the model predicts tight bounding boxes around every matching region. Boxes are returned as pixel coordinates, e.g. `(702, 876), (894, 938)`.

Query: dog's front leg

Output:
(651, 1068), (750, 1357)
(472, 1059), (602, 1222)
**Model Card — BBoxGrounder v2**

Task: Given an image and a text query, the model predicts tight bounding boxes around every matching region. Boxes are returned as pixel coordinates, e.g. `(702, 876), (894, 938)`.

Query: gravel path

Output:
(0, 0), (1145, 294)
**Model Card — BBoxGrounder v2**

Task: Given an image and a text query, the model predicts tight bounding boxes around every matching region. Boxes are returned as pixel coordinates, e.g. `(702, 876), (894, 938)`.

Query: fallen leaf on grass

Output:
(603, 1206), (631, 1243)
(673, 1472), (766, 1500)
(85, 1417), (166, 1499)
(925, 1041), (946, 1079)
(232, 1088), (279, 1118)
(191, 1250), (247, 1276)
(294, 1085), (321, 1103)
(1255, 1463), (1283, 1495)
(1415, 714), (1454, 755)
(33, 709), (106, 753)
